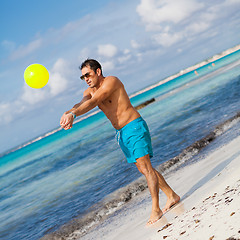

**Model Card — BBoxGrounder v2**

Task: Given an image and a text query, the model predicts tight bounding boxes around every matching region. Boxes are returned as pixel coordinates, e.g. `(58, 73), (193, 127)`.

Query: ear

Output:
(96, 68), (101, 76)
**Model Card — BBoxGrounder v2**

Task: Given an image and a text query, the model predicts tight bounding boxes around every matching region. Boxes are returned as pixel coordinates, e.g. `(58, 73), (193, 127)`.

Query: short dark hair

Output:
(80, 59), (102, 74)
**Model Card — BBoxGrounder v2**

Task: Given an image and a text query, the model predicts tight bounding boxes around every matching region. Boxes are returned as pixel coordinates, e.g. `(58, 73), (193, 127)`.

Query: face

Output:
(81, 66), (100, 88)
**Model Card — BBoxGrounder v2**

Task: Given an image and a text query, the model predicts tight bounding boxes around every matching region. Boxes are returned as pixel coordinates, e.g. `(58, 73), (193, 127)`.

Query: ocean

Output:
(0, 48), (240, 240)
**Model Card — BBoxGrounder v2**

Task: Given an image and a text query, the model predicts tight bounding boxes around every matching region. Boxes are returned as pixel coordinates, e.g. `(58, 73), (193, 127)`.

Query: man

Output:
(60, 59), (180, 225)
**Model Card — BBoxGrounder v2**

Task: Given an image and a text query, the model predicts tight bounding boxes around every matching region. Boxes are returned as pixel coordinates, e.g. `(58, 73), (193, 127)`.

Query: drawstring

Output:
(116, 130), (121, 145)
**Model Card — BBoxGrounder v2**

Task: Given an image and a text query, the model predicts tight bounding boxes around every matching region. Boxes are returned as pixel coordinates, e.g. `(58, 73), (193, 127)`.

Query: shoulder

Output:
(95, 76), (122, 97)
(103, 76), (123, 87)
(83, 87), (93, 97)
(105, 76), (119, 81)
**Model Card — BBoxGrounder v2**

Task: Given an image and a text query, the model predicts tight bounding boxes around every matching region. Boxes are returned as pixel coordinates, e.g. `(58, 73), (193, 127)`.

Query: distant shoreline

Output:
(130, 43), (240, 98)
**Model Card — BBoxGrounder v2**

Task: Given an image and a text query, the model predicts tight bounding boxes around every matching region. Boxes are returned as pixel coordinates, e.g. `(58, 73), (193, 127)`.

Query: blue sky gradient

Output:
(0, 0), (240, 153)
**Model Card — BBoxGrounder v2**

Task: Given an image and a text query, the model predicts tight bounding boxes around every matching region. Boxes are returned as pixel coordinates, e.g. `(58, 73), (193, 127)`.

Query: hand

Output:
(60, 113), (74, 130)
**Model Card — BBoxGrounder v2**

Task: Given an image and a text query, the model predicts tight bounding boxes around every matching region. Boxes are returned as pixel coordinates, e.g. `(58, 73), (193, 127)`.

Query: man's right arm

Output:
(60, 89), (91, 130)
(65, 95), (91, 114)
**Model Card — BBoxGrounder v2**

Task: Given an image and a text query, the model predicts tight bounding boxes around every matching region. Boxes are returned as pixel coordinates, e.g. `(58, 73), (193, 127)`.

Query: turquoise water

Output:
(0, 50), (240, 240)
(130, 49), (240, 106)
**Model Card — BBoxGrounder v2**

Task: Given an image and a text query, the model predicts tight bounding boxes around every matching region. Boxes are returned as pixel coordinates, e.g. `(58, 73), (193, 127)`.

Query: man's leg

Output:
(135, 155), (163, 224)
(153, 168), (180, 213)
(135, 155), (180, 224)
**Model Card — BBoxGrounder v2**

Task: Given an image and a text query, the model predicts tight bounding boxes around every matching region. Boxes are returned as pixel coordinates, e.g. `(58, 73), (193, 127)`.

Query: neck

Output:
(95, 75), (105, 89)
(90, 75), (105, 90)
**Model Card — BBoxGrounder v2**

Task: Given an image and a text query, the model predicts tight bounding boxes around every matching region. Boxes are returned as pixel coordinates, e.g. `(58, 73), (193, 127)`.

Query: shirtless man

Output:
(60, 59), (180, 225)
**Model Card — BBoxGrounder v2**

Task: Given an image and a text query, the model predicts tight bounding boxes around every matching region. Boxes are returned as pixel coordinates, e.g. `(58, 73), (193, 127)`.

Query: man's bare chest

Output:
(98, 97), (113, 110)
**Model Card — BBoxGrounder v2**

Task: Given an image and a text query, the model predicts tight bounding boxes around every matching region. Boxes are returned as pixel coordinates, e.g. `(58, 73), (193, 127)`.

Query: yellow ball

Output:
(24, 64), (49, 89)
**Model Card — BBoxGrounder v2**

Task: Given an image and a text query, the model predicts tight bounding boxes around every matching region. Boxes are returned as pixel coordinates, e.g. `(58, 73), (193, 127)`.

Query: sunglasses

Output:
(80, 72), (90, 80)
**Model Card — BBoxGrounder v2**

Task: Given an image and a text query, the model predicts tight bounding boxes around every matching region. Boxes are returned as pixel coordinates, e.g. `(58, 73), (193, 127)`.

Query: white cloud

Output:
(135, 0), (236, 48)
(117, 49), (132, 64)
(136, 53), (143, 61)
(224, 0), (240, 5)
(1, 40), (16, 52)
(118, 54), (131, 64)
(20, 84), (48, 105)
(51, 58), (71, 76)
(123, 49), (130, 55)
(136, 0), (204, 31)
(0, 102), (13, 124)
(78, 48), (91, 62)
(9, 39), (42, 60)
(97, 44), (118, 58)
(152, 32), (183, 47)
(49, 72), (68, 96)
(185, 22), (210, 34)
(49, 58), (70, 96)
(0, 99), (28, 124)
(51, 16), (91, 42)
(101, 61), (115, 72)
(131, 40), (141, 49)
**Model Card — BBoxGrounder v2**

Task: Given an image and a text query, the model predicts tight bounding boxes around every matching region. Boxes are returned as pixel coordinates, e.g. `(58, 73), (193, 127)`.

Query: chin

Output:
(89, 84), (95, 88)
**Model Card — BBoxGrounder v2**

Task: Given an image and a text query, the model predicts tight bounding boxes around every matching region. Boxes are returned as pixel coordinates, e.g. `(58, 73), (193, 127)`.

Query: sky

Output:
(0, 0), (240, 154)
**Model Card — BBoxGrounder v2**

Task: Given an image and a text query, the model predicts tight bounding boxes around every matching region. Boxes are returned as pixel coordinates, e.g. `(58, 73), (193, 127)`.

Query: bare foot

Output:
(162, 194), (180, 214)
(146, 209), (163, 226)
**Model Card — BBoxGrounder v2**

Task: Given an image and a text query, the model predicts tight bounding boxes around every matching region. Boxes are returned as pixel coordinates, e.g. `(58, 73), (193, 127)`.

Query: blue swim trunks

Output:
(116, 117), (153, 163)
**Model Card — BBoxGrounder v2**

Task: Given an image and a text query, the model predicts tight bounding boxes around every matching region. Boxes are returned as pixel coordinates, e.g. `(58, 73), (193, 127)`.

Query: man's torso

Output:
(88, 76), (140, 129)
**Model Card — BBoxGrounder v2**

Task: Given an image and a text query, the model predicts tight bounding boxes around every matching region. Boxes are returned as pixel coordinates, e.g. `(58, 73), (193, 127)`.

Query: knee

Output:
(137, 166), (145, 175)
(137, 164), (154, 176)
(135, 155), (155, 176)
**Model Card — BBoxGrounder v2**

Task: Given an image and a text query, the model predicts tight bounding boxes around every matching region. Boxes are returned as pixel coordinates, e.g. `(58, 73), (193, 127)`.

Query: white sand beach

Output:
(72, 131), (240, 240)
(152, 135), (240, 240)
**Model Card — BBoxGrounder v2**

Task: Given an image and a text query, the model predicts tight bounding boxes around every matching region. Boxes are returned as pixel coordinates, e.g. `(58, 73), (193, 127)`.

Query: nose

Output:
(84, 75), (90, 81)
(86, 79), (91, 85)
